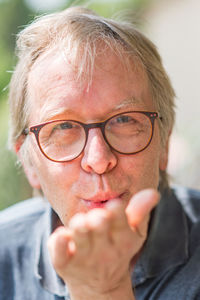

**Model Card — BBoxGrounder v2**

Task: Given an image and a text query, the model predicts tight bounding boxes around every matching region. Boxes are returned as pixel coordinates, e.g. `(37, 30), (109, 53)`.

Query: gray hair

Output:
(9, 6), (175, 188)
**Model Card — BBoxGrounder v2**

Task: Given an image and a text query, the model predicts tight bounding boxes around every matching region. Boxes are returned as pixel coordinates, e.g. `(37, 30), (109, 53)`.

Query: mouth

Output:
(82, 194), (124, 209)
(83, 199), (109, 208)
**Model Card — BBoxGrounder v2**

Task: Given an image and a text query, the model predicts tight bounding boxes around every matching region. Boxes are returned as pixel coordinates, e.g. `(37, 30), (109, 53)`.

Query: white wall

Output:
(145, 0), (200, 189)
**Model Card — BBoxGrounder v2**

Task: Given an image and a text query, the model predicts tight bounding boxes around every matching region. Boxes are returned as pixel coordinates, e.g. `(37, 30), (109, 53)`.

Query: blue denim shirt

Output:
(0, 186), (200, 300)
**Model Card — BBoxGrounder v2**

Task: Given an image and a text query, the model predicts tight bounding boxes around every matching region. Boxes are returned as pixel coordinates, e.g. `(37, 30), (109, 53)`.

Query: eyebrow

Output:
(114, 97), (143, 110)
(38, 96), (143, 123)
(39, 105), (73, 123)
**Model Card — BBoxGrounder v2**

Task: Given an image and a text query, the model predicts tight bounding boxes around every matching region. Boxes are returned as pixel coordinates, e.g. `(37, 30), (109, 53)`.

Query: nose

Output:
(81, 128), (117, 174)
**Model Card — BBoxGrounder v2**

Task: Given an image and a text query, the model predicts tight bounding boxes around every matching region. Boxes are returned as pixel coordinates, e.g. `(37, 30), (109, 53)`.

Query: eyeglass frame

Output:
(23, 111), (162, 163)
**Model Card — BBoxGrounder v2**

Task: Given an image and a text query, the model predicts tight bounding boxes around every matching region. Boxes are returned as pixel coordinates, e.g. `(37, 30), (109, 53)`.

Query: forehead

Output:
(27, 46), (152, 123)
(29, 44), (143, 86)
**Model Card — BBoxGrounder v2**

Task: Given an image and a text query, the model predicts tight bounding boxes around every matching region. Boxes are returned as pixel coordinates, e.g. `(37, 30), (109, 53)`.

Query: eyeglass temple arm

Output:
(157, 112), (163, 121)
(23, 128), (29, 135)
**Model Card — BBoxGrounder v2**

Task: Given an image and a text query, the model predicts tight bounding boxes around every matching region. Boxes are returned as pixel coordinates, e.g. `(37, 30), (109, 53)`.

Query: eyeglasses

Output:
(24, 111), (161, 163)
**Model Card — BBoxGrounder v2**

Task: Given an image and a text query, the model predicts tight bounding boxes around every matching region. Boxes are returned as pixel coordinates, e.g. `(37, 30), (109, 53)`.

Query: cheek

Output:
(119, 147), (161, 191)
(41, 165), (82, 223)
(37, 161), (79, 196)
(30, 150), (81, 217)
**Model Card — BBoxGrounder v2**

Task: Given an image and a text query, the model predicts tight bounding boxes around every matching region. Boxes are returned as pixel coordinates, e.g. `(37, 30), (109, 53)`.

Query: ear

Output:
(159, 132), (171, 171)
(15, 136), (41, 190)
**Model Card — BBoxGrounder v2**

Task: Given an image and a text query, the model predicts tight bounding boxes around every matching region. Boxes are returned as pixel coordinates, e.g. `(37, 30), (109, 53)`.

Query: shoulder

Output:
(0, 198), (51, 297)
(172, 185), (200, 223)
(0, 197), (49, 248)
(151, 186), (200, 298)
(172, 185), (200, 257)
(0, 197), (47, 226)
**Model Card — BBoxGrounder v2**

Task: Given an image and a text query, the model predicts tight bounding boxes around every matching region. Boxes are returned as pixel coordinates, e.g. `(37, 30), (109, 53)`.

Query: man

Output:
(1, 6), (200, 300)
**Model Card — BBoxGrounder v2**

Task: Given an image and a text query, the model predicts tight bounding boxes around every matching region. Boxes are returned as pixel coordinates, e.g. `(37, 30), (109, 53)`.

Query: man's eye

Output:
(47, 122), (75, 138)
(51, 122), (74, 132)
(59, 122), (73, 130)
(112, 115), (136, 125)
(115, 115), (132, 123)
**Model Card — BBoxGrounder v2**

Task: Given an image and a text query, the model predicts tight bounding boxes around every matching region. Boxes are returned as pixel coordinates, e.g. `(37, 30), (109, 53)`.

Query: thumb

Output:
(126, 189), (160, 236)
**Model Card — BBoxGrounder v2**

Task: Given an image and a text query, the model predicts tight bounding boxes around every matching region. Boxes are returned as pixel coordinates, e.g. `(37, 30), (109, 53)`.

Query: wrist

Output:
(67, 274), (135, 300)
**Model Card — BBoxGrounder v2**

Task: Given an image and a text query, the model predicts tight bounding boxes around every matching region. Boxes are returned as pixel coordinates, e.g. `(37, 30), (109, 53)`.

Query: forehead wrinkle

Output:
(114, 97), (145, 110)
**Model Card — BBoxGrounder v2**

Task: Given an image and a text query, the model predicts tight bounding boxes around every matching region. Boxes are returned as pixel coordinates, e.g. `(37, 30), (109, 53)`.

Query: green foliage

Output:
(0, 99), (32, 209)
(0, 0), (34, 92)
(0, 0), (34, 208)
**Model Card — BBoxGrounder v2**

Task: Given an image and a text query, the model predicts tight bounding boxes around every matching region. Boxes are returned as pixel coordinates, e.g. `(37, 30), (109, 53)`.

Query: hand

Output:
(48, 189), (159, 300)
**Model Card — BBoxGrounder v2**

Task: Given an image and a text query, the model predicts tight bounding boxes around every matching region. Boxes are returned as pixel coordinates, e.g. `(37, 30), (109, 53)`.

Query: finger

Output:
(86, 208), (110, 233)
(47, 226), (75, 270)
(69, 213), (91, 255)
(86, 209), (114, 257)
(105, 199), (128, 230)
(126, 189), (160, 236)
(104, 201), (135, 248)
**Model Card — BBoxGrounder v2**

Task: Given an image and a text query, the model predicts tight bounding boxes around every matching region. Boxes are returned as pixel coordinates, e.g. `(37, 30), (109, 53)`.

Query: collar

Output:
(132, 188), (189, 286)
(34, 203), (70, 298)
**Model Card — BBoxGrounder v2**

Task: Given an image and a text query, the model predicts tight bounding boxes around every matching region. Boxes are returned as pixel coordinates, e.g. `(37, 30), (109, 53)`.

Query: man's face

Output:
(23, 48), (168, 226)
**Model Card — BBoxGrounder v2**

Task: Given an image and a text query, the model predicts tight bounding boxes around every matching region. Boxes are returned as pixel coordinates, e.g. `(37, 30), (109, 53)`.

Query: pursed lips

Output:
(81, 192), (125, 209)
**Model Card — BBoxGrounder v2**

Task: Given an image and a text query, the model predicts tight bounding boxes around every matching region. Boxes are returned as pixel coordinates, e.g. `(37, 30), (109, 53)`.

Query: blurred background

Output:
(0, 0), (200, 210)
